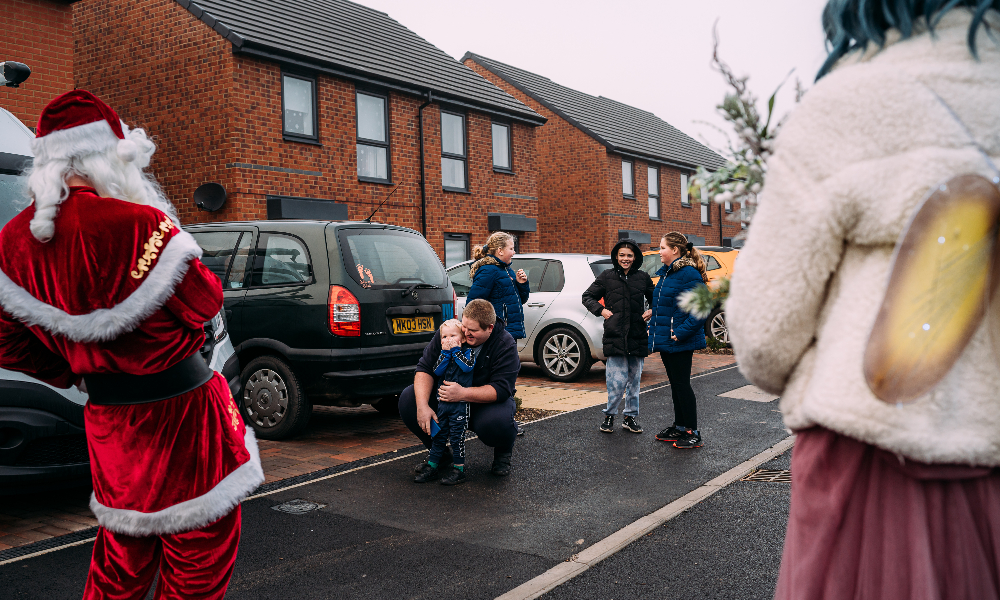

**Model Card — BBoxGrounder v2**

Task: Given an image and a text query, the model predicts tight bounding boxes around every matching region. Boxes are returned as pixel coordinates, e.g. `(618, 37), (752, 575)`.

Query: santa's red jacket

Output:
(0, 187), (263, 536)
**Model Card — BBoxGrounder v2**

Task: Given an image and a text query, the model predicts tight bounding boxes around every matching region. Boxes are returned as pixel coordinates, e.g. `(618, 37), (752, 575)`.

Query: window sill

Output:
(443, 187), (471, 195)
(681, 203), (691, 208)
(358, 176), (393, 185)
(701, 222), (712, 227)
(493, 167), (516, 175)
(283, 135), (322, 146)
(648, 217), (662, 221)
(623, 195), (636, 200)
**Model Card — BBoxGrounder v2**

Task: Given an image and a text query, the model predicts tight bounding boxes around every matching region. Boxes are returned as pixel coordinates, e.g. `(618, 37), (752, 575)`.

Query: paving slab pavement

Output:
(1, 365), (788, 599)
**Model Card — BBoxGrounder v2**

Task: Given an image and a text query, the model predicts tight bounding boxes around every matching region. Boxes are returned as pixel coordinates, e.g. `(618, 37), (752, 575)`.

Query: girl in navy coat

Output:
(467, 232), (530, 339)
(648, 232), (709, 449)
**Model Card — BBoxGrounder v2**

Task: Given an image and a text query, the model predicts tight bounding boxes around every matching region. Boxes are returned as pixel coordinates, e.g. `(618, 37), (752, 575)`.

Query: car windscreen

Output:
(447, 262), (472, 297)
(590, 259), (613, 277)
(339, 228), (447, 290)
(0, 172), (30, 230)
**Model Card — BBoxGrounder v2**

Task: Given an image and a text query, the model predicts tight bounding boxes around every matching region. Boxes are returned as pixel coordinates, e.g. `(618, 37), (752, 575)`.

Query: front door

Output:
(510, 258), (564, 352)
(189, 228), (256, 344)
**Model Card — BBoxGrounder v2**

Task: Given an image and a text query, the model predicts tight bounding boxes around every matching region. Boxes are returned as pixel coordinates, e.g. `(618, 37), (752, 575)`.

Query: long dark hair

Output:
(817, 0), (999, 79)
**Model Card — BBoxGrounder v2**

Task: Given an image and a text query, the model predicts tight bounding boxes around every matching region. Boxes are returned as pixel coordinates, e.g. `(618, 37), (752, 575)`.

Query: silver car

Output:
(447, 253), (614, 382)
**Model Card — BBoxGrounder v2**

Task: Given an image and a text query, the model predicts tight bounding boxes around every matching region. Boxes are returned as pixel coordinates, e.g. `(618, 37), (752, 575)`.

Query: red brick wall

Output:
(74, 0), (539, 261)
(466, 58), (742, 254)
(0, 0), (75, 128)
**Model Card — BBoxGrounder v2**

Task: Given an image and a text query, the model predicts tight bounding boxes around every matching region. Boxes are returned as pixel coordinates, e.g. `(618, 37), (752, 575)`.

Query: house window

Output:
(622, 159), (634, 198)
(441, 111), (467, 191)
(356, 91), (390, 182)
(701, 187), (711, 225)
(724, 200), (733, 213)
(444, 233), (470, 267)
(492, 122), (511, 171)
(648, 165), (659, 219)
(282, 74), (317, 141)
(680, 173), (690, 207)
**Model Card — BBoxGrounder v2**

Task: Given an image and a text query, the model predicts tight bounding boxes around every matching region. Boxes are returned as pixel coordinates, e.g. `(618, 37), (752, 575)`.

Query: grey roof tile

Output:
(174, 0), (543, 124)
(464, 52), (726, 170)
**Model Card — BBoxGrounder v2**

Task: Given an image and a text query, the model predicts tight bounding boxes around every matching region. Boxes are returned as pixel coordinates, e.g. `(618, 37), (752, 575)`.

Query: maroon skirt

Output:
(775, 427), (1000, 600)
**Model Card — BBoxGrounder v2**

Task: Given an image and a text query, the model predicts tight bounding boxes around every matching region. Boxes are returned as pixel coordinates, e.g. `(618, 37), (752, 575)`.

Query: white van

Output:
(0, 106), (239, 494)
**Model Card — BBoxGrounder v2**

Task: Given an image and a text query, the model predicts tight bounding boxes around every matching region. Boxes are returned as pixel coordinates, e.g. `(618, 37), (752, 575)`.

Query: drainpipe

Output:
(719, 202), (724, 246)
(418, 90), (433, 237)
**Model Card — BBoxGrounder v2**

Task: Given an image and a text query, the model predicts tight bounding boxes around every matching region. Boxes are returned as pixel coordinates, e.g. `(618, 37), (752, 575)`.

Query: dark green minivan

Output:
(185, 220), (455, 440)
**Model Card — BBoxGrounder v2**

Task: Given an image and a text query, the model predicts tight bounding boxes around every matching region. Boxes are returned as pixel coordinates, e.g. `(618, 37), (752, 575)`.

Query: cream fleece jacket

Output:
(726, 9), (1000, 467)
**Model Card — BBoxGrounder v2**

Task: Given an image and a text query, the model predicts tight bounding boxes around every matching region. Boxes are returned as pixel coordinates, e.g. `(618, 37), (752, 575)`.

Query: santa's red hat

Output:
(32, 90), (139, 163)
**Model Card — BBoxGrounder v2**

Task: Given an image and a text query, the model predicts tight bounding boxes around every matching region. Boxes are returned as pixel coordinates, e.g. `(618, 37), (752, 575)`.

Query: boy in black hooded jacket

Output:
(582, 239), (654, 433)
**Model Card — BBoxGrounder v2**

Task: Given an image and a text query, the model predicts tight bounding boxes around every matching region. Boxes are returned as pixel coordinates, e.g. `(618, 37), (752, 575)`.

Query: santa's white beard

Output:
(26, 139), (178, 242)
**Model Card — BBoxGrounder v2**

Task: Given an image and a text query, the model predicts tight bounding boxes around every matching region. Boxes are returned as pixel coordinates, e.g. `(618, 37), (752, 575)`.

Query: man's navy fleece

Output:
(416, 318), (519, 403)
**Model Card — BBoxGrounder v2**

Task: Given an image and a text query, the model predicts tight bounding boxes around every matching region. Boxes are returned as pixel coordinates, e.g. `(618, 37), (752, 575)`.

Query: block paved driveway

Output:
(0, 353), (734, 553)
(1, 363), (789, 600)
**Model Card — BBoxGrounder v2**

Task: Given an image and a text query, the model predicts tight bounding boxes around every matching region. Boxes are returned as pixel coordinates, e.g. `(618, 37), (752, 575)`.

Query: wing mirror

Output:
(1, 62), (31, 88)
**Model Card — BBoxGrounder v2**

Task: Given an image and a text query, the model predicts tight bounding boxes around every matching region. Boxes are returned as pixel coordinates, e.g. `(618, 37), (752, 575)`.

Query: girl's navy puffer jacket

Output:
(648, 258), (708, 353)
(467, 256), (530, 339)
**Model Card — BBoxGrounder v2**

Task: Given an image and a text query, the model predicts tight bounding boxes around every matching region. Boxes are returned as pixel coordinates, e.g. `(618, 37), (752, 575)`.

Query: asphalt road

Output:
(1, 365), (791, 599)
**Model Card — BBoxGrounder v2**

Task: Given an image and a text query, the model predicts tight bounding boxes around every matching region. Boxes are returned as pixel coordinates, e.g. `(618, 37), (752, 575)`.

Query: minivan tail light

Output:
(328, 285), (360, 337)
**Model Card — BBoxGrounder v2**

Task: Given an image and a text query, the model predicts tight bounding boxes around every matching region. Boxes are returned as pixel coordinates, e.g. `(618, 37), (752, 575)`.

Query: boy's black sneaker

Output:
(440, 466), (467, 486)
(600, 414), (615, 433)
(673, 430), (703, 449)
(414, 462), (442, 483)
(415, 447), (452, 473)
(655, 425), (685, 442)
(622, 416), (643, 433)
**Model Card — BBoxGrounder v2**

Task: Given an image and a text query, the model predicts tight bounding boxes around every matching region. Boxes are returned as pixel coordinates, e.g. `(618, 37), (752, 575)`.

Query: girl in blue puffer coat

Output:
(467, 232), (530, 339)
(648, 231), (709, 449)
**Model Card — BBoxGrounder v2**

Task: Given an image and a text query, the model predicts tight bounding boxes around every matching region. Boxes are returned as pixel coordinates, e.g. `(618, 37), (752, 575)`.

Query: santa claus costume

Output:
(0, 90), (263, 599)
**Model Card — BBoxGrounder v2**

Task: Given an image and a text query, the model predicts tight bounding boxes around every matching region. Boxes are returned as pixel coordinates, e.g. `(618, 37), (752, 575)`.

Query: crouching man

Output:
(399, 299), (520, 479)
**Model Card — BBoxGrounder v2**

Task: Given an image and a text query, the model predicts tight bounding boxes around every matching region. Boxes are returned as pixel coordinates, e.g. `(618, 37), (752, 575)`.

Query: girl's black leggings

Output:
(660, 350), (697, 430)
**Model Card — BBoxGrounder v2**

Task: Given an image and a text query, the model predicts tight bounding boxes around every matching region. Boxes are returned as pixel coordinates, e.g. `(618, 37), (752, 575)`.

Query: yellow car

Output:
(640, 246), (739, 343)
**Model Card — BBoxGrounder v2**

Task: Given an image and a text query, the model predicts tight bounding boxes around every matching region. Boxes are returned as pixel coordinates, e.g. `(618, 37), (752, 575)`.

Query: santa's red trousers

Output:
(82, 506), (240, 600)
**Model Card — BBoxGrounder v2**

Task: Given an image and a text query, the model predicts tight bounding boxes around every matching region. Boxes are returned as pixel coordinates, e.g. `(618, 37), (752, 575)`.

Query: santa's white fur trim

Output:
(31, 119), (122, 163)
(0, 229), (202, 342)
(90, 427), (264, 537)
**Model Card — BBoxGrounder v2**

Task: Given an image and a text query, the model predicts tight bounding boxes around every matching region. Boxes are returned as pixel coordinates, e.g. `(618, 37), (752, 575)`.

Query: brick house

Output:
(1, 0), (78, 128)
(72, 0), (546, 264)
(463, 53), (740, 253)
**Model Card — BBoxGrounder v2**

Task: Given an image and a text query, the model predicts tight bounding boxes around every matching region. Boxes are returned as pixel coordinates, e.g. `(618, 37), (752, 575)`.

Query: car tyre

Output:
(537, 327), (591, 382)
(371, 395), (400, 416)
(705, 308), (730, 345)
(240, 355), (311, 440)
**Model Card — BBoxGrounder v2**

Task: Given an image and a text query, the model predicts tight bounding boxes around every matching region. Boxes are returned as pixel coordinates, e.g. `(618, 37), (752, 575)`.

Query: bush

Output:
(706, 336), (727, 351)
(514, 396), (522, 411)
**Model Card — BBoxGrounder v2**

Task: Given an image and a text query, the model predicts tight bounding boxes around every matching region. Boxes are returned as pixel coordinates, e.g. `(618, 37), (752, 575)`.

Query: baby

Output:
(416, 319), (475, 485)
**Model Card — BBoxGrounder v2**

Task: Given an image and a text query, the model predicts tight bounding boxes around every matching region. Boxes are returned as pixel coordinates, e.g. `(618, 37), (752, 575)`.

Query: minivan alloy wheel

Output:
(543, 333), (581, 377)
(244, 368), (289, 428)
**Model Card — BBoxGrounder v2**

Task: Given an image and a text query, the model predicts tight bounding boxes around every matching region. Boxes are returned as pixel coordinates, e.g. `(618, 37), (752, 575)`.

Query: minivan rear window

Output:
(339, 228), (446, 290)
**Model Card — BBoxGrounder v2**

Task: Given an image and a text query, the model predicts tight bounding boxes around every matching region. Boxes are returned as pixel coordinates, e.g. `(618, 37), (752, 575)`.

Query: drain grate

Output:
(271, 499), (326, 514)
(742, 469), (792, 483)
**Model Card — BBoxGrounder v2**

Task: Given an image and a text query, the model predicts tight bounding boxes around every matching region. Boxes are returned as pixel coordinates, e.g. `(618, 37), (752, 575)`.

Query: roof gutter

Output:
(418, 90), (433, 237)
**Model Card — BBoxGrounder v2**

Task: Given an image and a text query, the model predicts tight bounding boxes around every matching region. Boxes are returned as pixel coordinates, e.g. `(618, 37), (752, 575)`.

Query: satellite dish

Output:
(194, 183), (226, 212)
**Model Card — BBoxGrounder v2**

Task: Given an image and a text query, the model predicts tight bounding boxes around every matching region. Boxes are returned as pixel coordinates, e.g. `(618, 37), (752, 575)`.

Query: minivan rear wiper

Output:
(401, 283), (441, 297)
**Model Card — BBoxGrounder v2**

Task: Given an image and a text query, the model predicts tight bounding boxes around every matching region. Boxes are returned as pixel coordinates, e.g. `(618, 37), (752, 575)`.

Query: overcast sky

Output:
(355, 0), (830, 154)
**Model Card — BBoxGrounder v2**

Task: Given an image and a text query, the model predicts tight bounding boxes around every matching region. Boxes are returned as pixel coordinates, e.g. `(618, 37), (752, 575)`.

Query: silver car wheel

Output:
(542, 333), (582, 377)
(244, 368), (289, 428)
(710, 311), (730, 345)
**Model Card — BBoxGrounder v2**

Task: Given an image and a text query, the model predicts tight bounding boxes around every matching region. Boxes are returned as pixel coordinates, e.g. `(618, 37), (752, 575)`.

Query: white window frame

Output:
(647, 165), (659, 219)
(680, 172), (691, 207)
(622, 159), (634, 198)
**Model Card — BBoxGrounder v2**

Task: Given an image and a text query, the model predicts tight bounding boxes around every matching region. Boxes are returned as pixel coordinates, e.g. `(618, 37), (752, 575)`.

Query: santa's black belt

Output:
(84, 354), (215, 405)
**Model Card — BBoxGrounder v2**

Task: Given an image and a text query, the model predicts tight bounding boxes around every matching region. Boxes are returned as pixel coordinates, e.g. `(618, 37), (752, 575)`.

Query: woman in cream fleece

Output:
(726, 2), (1000, 598)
